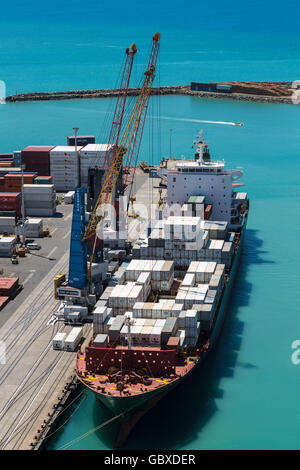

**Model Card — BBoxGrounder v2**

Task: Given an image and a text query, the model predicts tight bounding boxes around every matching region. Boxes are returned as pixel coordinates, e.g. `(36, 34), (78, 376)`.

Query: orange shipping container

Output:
(0, 162), (13, 168)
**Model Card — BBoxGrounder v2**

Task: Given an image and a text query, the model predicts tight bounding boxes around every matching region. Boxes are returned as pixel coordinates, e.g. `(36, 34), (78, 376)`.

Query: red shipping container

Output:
(0, 177), (4, 192)
(0, 193), (22, 216)
(21, 146), (54, 176)
(0, 277), (19, 296)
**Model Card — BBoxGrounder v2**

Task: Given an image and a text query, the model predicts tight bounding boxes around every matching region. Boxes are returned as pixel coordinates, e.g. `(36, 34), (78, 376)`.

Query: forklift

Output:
(11, 254), (19, 265)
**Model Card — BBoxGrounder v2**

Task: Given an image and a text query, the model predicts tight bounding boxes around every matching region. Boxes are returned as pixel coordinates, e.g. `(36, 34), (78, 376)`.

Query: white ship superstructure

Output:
(158, 134), (245, 227)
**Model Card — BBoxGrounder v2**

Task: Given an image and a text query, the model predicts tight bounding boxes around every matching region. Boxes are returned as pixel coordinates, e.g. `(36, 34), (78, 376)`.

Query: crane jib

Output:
(82, 33), (161, 279)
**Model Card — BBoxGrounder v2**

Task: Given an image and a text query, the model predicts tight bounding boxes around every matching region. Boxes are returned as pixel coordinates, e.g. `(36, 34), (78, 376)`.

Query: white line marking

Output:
(0, 337), (66, 449)
(47, 247), (57, 258)
(63, 230), (71, 239)
(51, 228), (57, 236)
(65, 213), (73, 221)
(23, 272), (35, 286)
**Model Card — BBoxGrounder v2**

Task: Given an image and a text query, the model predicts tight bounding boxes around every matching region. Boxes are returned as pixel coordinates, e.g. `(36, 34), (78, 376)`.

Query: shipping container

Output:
(64, 327), (83, 351)
(0, 193), (22, 216)
(21, 146), (54, 176)
(53, 332), (67, 350)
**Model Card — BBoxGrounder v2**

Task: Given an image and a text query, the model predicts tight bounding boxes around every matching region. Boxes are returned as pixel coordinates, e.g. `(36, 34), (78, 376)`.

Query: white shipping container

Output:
(52, 332), (67, 350)
(64, 327), (83, 351)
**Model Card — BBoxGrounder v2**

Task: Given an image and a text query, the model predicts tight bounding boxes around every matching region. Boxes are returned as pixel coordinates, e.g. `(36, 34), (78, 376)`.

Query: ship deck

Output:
(76, 346), (199, 398)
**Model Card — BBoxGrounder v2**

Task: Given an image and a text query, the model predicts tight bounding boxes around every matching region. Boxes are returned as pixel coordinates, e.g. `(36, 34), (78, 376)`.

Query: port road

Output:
(0, 202), (73, 328)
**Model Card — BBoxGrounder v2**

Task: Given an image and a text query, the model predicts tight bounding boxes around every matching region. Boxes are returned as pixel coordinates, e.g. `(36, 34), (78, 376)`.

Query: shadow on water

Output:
(106, 228), (273, 450)
(47, 229), (274, 450)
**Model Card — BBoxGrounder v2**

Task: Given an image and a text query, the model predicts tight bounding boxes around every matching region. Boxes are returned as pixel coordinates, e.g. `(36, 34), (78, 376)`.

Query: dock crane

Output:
(82, 33), (161, 281)
(67, 42), (137, 291)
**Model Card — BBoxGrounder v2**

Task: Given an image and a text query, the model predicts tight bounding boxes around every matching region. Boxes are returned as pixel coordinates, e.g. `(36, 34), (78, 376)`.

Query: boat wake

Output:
(156, 115), (237, 126)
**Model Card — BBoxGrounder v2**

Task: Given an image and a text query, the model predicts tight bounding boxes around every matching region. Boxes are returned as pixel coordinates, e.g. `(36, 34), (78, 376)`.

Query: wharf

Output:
(0, 170), (162, 449)
(0, 203), (84, 450)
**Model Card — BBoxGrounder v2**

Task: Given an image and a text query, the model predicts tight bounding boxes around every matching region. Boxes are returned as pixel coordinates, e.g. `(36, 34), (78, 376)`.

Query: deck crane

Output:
(101, 43), (137, 178)
(67, 42), (137, 291)
(86, 42), (137, 263)
(82, 32), (161, 280)
(122, 34), (160, 192)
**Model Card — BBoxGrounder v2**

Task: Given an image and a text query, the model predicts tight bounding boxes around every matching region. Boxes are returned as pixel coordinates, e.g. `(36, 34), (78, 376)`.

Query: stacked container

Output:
(221, 241), (234, 266)
(93, 334), (108, 348)
(0, 193), (22, 216)
(50, 146), (82, 191)
(184, 309), (199, 346)
(108, 315), (125, 343)
(67, 135), (95, 146)
(79, 144), (112, 187)
(192, 303), (215, 331)
(13, 151), (22, 167)
(21, 146), (54, 175)
(0, 217), (15, 235)
(0, 236), (16, 257)
(161, 317), (178, 346)
(34, 176), (53, 184)
(23, 184), (56, 216)
(4, 173), (37, 192)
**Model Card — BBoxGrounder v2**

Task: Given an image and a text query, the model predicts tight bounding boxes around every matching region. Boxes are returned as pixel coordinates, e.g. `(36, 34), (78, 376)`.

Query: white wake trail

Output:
(155, 115), (237, 126)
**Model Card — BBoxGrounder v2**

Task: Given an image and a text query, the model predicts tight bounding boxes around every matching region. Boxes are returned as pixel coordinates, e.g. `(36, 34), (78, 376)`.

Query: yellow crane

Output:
(82, 33), (161, 280)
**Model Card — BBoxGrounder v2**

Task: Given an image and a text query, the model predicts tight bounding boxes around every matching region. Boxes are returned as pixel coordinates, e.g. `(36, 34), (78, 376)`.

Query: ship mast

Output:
(125, 315), (134, 350)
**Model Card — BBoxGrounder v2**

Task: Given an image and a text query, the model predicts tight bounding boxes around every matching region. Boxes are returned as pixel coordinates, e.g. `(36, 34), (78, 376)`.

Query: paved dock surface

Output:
(0, 202), (85, 450)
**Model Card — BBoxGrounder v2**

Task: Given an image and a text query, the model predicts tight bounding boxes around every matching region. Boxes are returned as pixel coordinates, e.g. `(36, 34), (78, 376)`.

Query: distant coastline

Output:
(5, 82), (294, 104)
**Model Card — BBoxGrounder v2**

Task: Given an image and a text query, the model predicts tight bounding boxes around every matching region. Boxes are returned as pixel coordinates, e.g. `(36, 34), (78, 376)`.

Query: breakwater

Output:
(5, 82), (294, 104)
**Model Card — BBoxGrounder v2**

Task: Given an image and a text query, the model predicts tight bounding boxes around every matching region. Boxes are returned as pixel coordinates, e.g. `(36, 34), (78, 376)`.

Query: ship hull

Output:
(89, 219), (247, 446)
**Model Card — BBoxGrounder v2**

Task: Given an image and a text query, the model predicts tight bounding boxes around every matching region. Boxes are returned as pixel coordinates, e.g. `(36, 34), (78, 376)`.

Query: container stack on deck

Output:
(132, 209), (233, 268)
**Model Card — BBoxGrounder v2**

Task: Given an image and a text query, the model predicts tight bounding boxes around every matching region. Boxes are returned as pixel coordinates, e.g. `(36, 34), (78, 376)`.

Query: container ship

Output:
(76, 135), (249, 447)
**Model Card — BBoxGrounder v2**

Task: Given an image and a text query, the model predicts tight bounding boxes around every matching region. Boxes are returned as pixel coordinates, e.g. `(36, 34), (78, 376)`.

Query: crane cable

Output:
(57, 412), (124, 450)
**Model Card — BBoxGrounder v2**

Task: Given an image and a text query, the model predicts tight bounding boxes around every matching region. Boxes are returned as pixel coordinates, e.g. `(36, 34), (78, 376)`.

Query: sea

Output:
(1, 0), (300, 450)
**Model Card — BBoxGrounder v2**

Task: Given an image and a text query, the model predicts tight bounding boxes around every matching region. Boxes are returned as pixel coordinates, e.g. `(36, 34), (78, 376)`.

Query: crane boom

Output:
(122, 34), (160, 190)
(82, 33), (161, 279)
(101, 43), (137, 177)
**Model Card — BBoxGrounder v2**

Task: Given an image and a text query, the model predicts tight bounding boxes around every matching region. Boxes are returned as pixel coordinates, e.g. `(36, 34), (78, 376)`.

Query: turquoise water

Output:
(1, 0), (300, 451)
